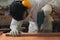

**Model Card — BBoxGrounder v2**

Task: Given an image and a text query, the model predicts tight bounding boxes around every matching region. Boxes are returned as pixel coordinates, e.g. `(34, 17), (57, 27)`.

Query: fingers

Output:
(10, 30), (20, 36)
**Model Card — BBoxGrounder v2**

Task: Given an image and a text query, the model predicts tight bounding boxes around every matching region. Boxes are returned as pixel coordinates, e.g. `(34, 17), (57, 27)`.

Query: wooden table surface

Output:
(0, 33), (60, 40)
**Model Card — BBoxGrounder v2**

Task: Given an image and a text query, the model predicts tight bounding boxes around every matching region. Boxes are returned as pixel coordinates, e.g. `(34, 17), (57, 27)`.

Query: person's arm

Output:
(53, 8), (60, 14)
(42, 4), (54, 22)
(42, 4), (52, 16)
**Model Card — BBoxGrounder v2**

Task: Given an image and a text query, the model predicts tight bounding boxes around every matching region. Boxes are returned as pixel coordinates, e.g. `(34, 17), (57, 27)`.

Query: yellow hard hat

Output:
(22, 0), (31, 8)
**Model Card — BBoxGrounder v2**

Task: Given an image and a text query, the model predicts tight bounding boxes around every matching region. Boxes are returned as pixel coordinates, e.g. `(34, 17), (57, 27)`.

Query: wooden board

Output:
(0, 33), (60, 40)
(5, 32), (60, 37)
(0, 16), (12, 25)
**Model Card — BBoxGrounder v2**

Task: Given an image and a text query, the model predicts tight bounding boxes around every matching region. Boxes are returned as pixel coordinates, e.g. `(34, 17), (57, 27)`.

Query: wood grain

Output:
(0, 33), (60, 40)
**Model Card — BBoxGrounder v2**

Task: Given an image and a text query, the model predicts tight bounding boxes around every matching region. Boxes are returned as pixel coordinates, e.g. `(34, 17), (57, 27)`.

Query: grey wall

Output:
(0, 0), (53, 6)
(0, 0), (14, 6)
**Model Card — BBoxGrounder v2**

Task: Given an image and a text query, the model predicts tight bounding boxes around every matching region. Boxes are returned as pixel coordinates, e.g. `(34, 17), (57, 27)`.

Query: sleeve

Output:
(42, 4), (52, 16)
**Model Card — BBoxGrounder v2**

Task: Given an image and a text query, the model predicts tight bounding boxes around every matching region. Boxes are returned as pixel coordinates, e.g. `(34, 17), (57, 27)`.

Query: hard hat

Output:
(22, 0), (31, 8)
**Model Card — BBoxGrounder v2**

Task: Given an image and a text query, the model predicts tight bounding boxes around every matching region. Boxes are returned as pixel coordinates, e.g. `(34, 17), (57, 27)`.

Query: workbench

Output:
(0, 33), (60, 40)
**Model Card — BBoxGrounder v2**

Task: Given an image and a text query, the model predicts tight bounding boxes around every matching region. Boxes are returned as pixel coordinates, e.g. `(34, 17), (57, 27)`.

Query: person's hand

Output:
(53, 8), (60, 14)
(6, 29), (20, 36)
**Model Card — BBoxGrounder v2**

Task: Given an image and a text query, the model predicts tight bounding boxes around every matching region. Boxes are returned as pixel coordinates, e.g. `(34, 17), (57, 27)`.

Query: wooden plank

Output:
(0, 28), (10, 31)
(0, 16), (12, 25)
(0, 9), (5, 14)
(6, 32), (60, 37)
(0, 33), (60, 40)
(0, 32), (3, 35)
